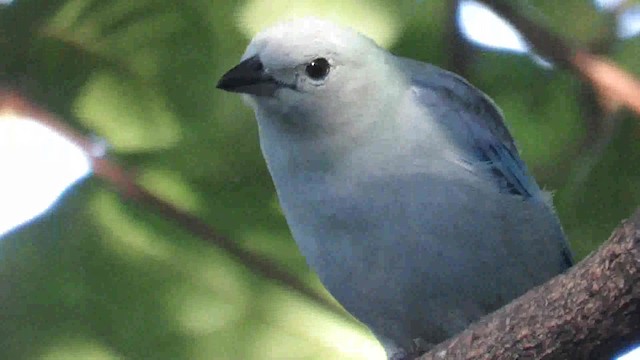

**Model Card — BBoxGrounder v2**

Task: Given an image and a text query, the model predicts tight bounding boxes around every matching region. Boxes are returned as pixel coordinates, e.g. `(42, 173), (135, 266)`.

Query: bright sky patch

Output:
(0, 113), (91, 237)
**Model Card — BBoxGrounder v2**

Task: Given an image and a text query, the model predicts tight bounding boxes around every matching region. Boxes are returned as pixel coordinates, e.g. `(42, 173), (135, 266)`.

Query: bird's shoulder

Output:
(397, 57), (517, 153)
(395, 56), (573, 267)
(396, 56), (539, 198)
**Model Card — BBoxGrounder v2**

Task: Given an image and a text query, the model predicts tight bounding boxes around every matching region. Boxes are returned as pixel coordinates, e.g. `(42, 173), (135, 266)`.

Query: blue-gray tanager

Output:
(217, 18), (573, 359)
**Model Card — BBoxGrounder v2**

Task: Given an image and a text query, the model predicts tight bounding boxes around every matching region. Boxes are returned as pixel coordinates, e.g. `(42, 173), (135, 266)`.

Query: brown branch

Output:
(0, 89), (349, 319)
(419, 208), (640, 360)
(472, 0), (572, 65)
(445, 0), (475, 79)
(573, 51), (640, 114)
(476, 0), (640, 116)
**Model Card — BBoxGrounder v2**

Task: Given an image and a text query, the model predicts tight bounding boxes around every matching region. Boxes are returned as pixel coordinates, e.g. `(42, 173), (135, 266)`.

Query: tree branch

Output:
(445, 0), (475, 79)
(476, 0), (640, 116)
(0, 89), (349, 319)
(419, 208), (640, 360)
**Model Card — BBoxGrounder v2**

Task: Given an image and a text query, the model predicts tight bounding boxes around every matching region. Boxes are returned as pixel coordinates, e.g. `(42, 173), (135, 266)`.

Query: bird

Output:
(217, 18), (573, 360)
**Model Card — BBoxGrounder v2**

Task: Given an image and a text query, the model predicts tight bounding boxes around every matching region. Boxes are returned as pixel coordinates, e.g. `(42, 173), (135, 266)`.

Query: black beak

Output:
(217, 55), (288, 96)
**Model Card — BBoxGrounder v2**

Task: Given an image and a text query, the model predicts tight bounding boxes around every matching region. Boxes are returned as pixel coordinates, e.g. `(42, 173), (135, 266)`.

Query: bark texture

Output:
(419, 209), (640, 360)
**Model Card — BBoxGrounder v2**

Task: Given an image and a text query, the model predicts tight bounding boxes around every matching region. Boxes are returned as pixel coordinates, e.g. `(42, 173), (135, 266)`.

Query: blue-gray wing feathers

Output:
(402, 58), (539, 198)
(399, 58), (573, 268)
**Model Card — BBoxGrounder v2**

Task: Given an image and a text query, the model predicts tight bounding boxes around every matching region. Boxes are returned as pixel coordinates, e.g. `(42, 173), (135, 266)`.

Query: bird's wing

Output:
(400, 58), (540, 198)
(400, 58), (574, 268)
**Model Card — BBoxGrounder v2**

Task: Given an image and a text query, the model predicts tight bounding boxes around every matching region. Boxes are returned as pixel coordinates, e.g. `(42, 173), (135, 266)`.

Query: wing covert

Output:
(401, 58), (539, 198)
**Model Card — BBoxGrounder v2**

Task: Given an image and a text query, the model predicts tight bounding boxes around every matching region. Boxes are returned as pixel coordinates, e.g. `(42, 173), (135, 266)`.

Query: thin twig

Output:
(0, 89), (350, 320)
(445, 0), (475, 79)
(476, 0), (640, 117)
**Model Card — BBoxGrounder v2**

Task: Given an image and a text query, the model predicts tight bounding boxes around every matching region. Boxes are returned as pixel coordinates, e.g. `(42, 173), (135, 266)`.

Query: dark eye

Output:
(305, 58), (330, 80)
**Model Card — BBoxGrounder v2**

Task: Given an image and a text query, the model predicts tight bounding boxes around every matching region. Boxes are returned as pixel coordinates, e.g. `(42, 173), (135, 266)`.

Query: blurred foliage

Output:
(0, 0), (639, 359)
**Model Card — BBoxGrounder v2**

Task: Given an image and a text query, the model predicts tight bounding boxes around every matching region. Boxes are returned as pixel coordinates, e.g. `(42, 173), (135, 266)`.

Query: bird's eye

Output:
(305, 58), (330, 80)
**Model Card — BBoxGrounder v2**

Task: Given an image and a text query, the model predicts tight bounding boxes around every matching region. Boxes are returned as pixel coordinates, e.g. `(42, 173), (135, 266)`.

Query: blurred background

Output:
(1, 0), (639, 359)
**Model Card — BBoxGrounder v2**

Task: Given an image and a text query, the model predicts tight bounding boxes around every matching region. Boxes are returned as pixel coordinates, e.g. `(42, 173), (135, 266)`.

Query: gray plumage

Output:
(217, 18), (572, 359)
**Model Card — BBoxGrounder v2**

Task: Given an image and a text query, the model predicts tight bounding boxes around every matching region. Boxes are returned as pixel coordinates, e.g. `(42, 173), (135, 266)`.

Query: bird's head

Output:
(217, 18), (403, 136)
